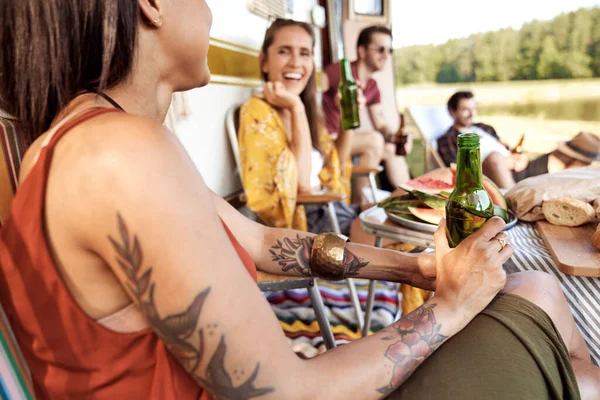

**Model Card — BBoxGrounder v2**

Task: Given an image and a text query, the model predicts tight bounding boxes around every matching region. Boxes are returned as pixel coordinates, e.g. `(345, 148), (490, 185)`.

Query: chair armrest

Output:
(257, 271), (305, 284)
(256, 271), (313, 292)
(351, 165), (384, 175)
(297, 192), (345, 204)
(238, 190), (344, 205)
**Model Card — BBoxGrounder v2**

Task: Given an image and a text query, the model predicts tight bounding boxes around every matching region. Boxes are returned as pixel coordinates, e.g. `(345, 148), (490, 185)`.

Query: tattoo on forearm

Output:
(269, 234), (369, 277)
(109, 214), (274, 399)
(377, 303), (447, 396)
(343, 250), (369, 277)
(269, 235), (313, 276)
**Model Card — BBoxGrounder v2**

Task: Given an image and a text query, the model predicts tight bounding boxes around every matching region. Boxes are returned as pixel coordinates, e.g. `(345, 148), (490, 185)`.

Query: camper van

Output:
(168, 0), (400, 200)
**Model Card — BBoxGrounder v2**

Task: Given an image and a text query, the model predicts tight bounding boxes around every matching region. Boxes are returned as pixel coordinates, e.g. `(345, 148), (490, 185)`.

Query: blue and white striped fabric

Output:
(505, 222), (600, 366)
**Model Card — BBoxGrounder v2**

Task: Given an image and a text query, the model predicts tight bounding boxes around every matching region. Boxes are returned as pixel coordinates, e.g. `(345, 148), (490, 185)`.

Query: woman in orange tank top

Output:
(0, 1), (597, 399)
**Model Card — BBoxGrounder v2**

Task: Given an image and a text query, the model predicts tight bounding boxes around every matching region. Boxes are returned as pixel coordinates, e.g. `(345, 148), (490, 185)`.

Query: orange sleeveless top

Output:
(0, 108), (257, 399)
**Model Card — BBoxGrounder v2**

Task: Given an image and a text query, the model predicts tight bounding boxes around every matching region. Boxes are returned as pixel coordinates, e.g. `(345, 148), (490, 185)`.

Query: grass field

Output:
(397, 78), (600, 159)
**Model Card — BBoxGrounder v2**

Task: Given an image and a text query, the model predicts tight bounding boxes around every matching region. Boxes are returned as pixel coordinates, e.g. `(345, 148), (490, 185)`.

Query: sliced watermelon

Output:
(388, 212), (423, 222)
(447, 165), (508, 210)
(399, 177), (454, 195)
(493, 205), (509, 222)
(483, 179), (508, 210)
(411, 190), (447, 210)
(378, 194), (425, 212)
(408, 207), (444, 225)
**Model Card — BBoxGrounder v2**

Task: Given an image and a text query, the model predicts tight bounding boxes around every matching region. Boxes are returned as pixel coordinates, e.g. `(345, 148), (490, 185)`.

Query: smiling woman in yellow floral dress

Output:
(238, 19), (356, 234)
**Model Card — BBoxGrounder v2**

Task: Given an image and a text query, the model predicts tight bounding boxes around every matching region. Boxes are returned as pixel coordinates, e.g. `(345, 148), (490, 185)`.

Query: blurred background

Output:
(391, 1), (600, 175)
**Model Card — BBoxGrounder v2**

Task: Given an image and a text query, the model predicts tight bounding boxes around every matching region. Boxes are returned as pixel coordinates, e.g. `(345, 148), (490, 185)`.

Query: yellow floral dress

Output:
(238, 96), (351, 231)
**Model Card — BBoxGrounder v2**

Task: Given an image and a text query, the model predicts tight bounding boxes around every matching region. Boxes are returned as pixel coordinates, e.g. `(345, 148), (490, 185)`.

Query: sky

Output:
(392, 0), (600, 48)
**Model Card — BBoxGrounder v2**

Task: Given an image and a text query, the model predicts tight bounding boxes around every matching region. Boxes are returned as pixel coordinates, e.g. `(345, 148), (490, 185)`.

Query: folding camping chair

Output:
(226, 104), (385, 342)
(0, 118), (36, 399)
(406, 105), (453, 171)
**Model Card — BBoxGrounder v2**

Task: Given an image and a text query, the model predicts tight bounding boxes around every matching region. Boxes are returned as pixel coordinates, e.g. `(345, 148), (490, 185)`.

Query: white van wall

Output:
(167, 0), (320, 198)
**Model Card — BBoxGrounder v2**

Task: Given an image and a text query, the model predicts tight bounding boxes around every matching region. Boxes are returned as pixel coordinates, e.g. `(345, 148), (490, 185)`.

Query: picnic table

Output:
(359, 206), (600, 366)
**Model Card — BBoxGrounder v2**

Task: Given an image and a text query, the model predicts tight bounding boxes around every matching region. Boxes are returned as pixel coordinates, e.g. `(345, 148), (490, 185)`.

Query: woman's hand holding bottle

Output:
(433, 217), (513, 329)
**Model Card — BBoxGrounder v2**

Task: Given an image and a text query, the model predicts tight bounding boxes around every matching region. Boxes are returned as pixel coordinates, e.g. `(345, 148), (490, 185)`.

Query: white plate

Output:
(385, 209), (518, 233)
(385, 211), (438, 233)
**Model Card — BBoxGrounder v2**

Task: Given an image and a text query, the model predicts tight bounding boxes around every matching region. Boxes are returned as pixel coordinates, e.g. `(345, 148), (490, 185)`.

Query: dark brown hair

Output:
(448, 91), (474, 112)
(260, 18), (322, 153)
(356, 25), (392, 53)
(0, 1), (140, 148)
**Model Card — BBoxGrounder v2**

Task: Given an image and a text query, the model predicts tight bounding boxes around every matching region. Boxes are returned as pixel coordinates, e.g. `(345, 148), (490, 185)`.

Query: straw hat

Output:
(556, 132), (600, 163)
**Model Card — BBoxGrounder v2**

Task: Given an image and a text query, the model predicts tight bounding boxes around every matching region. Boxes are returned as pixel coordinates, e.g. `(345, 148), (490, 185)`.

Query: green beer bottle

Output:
(445, 133), (494, 248)
(339, 58), (360, 130)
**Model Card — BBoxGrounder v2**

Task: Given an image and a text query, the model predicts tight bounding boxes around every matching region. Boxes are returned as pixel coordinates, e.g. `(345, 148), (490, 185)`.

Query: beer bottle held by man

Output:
(512, 133), (526, 154)
(339, 57), (360, 130)
(446, 133), (494, 248)
(394, 112), (409, 156)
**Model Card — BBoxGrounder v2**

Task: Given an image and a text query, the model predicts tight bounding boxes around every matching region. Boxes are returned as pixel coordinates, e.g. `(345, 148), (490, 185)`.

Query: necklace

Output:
(94, 91), (125, 111)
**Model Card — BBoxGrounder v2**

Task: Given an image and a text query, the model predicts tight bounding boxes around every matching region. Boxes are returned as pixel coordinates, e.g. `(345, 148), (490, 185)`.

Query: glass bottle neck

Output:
(340, 58), (355, 83)
(455, 145), (484, 189)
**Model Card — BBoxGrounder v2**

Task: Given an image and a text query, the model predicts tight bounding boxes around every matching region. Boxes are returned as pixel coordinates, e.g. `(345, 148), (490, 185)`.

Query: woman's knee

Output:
(503, 271), (562, 315)
(503, 271), (577, 342)
(357, 132), (384, 163)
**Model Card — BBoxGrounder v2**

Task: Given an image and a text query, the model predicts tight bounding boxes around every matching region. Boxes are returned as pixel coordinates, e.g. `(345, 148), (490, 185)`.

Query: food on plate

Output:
(407, 207), (444, 225)
(379, 167), (510, 227)
(410, 191), (446, 210)
(399, 166), (507, 210)
(493, 205), (509, 223)
(542, 197), (594, 227)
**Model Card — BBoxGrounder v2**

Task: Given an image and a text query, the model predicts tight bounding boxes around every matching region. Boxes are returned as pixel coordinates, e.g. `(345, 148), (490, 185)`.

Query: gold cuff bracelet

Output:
(310, 233), (349, 280)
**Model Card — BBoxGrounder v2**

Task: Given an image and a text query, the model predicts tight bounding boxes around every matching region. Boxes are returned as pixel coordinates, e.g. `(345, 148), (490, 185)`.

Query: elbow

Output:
(297, 182), (312, 194)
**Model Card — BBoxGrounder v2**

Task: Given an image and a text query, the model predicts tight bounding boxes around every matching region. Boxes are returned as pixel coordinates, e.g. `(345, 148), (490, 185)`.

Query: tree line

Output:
(394, 6), (600, 84)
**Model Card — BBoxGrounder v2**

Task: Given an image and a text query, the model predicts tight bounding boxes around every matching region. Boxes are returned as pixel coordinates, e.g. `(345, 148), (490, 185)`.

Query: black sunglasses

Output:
(368, 45), (393, 55)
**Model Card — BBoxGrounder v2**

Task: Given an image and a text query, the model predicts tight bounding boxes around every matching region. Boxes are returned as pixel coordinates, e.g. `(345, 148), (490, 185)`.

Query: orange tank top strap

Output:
(35, 107), (122, 162)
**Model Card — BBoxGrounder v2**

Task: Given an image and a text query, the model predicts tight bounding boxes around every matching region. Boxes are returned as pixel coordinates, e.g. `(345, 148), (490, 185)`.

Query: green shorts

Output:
(389, 293), (579, 399)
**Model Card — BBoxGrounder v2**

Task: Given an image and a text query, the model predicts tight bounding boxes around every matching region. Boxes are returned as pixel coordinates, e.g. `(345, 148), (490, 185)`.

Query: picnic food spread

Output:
(379, 166), (508, 230)
(505, 164), (600, 222)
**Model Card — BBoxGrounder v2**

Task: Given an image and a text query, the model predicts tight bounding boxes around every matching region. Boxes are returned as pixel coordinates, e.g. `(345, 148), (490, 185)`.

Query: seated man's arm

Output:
(320, 69), (330, 92)
(368, 103), (395, 138)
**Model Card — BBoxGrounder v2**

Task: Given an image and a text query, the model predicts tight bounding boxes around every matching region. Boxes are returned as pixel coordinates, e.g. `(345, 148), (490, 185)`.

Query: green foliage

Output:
(394, 6), (600, 84)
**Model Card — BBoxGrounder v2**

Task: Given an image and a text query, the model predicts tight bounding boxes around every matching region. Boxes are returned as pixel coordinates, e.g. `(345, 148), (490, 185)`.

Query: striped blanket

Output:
(506, 222), (600, 366)
(266, 279), (400, 358)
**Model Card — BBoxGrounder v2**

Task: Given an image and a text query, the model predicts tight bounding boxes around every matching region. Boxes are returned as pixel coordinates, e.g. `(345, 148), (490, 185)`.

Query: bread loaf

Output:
(542, 198), (594, 227)
(593, 223), (600, 250)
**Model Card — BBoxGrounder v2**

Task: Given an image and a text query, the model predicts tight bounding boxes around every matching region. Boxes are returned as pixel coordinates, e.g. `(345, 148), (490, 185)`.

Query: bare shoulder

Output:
(58, 112), (190, 181)
(46, 111), (211, 245)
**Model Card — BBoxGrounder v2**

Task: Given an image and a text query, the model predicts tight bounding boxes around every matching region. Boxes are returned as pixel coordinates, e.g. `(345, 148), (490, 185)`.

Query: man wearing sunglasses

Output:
(322, 25), (411, 202)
